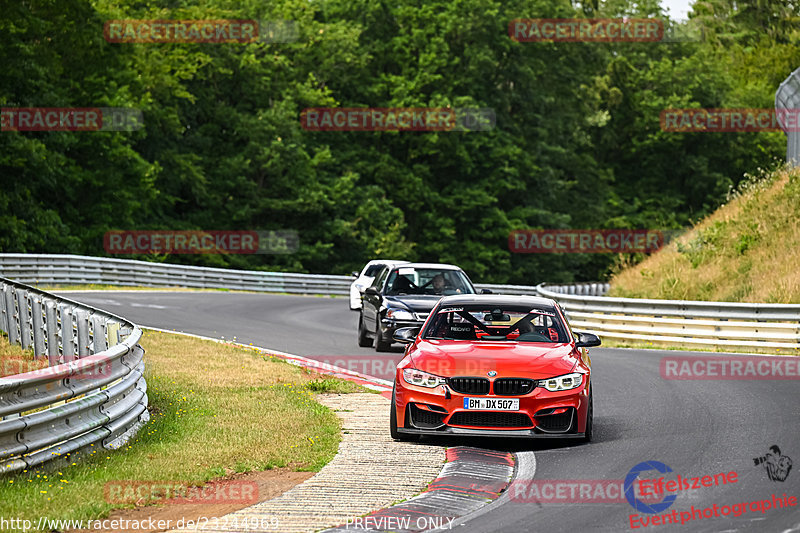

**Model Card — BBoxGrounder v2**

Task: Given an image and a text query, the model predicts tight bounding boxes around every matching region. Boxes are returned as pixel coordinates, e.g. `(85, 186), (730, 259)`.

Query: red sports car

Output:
(390, 294), (600, 441)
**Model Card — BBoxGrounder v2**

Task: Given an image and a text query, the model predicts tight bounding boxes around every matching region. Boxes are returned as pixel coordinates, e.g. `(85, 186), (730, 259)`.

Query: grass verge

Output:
(0, 330), (364, 527)
(0, 334), (48, 377)
(598, 337), (800, 356)
(609, 166), (800, 302)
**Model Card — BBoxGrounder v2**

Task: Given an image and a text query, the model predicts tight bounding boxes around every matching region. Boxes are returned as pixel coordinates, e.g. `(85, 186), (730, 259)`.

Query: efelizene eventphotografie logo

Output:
(103, 230), (299, 254)
(300, 107), (496, 132)
(103, 19), (298, 43)
(624, 460), (797, 529)
(1, 108), (143, 132)
(753, 445), (793, 482)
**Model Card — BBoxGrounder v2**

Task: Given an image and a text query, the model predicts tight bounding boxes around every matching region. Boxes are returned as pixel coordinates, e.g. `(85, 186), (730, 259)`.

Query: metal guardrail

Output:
(537, 284), (800, 350)
(0, 277), (148, 475)
(0, 254), (353, 295)
(3, 254), (797, 351)
(0, 254), (547, 296)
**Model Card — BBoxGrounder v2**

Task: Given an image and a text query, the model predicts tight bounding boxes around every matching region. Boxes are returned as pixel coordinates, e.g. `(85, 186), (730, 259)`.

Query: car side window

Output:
(373, 267), (389, 291)
(364, 264), (384, 277)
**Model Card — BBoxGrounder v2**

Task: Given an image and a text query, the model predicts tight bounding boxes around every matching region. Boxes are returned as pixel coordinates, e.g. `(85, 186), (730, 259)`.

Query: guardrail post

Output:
(106, 322), (120, 347)
(5, 287), (19, 345)
(0, 283), (8, 335)
(16, 289), (32, 350)
(76, 310), (91, 357)
(31, 295), (45, 357)
(92, 315), (108, 352)
(45, 300), (59, 365)
(60, 304), (76, 362)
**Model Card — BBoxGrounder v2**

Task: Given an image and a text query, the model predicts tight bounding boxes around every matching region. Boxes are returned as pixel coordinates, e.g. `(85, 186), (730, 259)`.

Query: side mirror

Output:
(351, 271), (360, 278)
(480, 288), (493, 294)
(364, 286), (379, 296)
(575, 331), (601, 348)
(393, 327), (420, 344)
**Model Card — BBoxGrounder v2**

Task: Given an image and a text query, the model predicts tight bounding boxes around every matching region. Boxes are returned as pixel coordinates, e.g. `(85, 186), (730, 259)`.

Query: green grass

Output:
(0, 334), (48, 377)
(0, 331), (364, 529)
(598, 337), (800, 356)
(610, 166), (800, 303)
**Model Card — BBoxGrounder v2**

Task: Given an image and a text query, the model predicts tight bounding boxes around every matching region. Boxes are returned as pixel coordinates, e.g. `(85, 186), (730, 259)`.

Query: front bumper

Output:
(397, 427), (586, 439)
(394, 375), (590, 438)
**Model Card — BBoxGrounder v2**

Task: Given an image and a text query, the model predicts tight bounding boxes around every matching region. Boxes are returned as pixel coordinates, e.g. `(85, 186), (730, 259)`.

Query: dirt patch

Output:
(67, 467), (314, 532)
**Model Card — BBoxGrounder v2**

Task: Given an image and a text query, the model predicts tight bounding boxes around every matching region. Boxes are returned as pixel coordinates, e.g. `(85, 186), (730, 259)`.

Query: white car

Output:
(350, 260), (408, 310)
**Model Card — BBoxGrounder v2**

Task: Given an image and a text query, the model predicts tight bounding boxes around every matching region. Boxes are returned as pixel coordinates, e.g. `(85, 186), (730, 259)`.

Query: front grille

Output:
(415, 313), (430, 321)
(493, 378), (537, 396)
(534, 408), (574, 432)
(448, 411), (533, 428)
(408, 404), (445, 429)
(447, 377), (490, 395)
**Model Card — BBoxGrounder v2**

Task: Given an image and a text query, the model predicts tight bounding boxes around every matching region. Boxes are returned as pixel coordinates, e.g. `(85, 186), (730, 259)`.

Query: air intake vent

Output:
(493, 378), (536, 396)
(447, 377), (490, 395)
(448, 411), (532, 428)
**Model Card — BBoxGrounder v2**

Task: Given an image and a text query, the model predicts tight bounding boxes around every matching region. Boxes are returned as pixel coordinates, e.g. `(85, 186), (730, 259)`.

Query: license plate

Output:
(463, 397), (519, 410)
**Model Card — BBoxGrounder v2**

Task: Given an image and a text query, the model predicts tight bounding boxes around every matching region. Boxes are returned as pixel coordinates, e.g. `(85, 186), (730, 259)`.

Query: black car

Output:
(357, 263), (488, 351)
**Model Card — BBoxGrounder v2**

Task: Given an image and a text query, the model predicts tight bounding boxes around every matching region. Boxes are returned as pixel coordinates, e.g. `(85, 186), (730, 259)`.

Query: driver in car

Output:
(432, 274), (446, 294)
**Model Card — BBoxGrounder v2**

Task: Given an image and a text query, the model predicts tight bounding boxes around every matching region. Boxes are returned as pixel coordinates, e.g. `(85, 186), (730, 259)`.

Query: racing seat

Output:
(392, 276), (415, 293)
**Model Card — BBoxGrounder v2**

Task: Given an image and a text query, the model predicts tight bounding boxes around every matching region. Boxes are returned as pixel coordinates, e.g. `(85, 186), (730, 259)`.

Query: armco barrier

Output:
(537, 284), (800, 350)
(2, 254), (796, 350)
(0, 254), (352, 295)
(0, 277), (148, 475)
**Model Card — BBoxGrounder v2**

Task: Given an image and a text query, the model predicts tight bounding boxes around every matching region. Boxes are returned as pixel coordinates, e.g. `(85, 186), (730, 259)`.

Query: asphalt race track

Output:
(62, 290), (800, 533)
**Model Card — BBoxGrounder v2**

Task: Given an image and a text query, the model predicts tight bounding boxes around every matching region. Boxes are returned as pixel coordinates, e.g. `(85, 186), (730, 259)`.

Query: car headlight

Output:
(386, 308), (415, 320)
(403, 368), (446, 388)
(541, 372), (583, 392)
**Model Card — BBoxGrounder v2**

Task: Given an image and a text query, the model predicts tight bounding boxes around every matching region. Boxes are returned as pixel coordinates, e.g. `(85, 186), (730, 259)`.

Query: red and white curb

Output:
(322, 447), (517, 533)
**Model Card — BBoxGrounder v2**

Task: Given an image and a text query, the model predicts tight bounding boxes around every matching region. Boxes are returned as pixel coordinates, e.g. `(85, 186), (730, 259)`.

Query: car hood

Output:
(384, 295), (442, 313)
(409, 340), (578, 379)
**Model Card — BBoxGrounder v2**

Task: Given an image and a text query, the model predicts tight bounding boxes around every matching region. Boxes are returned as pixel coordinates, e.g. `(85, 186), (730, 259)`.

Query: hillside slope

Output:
(609, 167), (800, 303)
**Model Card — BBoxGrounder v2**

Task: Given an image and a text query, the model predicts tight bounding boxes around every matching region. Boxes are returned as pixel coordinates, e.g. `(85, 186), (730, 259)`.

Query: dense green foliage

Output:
(1, 0), (798, 283)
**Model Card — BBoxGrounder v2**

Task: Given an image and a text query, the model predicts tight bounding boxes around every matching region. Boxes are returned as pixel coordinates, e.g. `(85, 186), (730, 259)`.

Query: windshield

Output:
(422, 304), (568, 343)
(384, 267), (475, 296)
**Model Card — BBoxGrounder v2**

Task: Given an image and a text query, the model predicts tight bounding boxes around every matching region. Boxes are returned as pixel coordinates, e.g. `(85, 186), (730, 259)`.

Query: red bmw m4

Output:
(390, 294), (600, 442)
